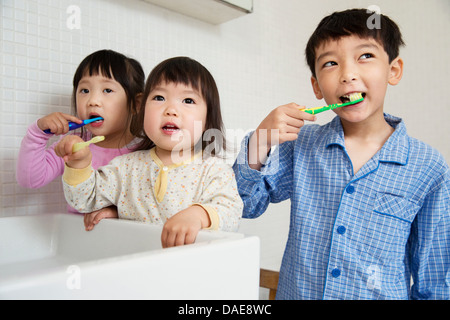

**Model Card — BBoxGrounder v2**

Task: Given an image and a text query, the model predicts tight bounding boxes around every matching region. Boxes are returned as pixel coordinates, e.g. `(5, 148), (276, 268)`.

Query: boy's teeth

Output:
(343, 92), (363, 100)
(340, 92), (364, 102)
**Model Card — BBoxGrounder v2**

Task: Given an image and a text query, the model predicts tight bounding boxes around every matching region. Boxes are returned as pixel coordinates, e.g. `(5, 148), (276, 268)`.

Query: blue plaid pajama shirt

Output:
(233, 114), (450, 299)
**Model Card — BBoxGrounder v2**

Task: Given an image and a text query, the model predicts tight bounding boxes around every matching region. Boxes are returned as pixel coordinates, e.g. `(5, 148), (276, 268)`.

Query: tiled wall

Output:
(1, 0), (449, 273)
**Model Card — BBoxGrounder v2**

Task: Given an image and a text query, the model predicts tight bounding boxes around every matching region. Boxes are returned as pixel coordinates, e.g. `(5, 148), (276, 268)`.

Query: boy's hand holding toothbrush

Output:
(248, 103), (316, 170)
(55, 135), (93, 169)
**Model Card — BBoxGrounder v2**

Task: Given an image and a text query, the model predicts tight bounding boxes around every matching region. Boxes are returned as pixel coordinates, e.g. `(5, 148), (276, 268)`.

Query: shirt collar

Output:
(149, 147), (202, 169)
(325, 113), (409, 166)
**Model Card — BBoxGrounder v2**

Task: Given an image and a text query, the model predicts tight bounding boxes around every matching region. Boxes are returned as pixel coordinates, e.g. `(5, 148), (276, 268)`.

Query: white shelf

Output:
(142, 0), (253, 25)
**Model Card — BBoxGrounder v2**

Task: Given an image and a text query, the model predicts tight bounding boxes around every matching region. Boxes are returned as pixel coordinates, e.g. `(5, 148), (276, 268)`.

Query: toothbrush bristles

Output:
(349, 92), (363, 101)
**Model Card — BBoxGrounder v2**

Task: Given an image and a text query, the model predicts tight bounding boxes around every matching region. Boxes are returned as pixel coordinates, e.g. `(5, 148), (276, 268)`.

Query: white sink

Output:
(0, 214), (259, 299)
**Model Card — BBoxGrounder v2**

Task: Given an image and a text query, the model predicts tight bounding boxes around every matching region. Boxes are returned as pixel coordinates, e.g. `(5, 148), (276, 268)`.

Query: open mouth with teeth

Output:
(162, 124), (180, 135)
(88, 115), (104, 127)
(339, 92), (366, 104)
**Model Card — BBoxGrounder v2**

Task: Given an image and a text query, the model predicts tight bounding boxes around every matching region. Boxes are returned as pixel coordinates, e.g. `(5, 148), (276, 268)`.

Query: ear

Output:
(134, 93), (143, 114)
(310, 76), (324, 100)
(388, 57), (403, 86)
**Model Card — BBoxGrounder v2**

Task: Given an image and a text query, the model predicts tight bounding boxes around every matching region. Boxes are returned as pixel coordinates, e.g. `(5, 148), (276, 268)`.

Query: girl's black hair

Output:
(133, 57), (226, 157)
(305, 8), (405, 78)
(72, 49), (145, 147)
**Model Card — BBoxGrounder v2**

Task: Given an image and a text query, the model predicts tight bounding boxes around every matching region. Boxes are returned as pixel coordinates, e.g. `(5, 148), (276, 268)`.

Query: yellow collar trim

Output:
(150, 148), (202, 202)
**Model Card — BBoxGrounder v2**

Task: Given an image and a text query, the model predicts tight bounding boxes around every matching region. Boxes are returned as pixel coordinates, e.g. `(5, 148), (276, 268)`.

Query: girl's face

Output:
(144, 81), (207, 161)
(76, 74), (131, 148)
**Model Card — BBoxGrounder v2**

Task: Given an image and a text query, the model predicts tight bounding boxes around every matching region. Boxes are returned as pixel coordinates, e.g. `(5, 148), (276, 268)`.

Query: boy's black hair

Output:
(72, 49), (145, 145)
(305, 8), (405, 77)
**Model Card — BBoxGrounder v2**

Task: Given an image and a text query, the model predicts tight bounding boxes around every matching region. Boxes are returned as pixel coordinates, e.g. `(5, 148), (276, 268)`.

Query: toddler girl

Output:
(16, 49), (145, 215)
(55, 57), (242, 247)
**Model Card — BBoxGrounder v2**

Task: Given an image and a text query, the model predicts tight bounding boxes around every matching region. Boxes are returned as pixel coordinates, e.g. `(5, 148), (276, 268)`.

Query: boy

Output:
(233, 9), (449, 299)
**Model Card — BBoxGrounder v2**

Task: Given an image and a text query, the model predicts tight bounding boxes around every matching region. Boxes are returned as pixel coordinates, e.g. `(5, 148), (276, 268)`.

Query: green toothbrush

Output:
(303, 92), (364, 115)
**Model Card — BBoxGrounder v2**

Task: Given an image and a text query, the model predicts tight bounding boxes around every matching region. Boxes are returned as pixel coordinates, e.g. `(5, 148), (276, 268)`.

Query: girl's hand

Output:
(37, 112), (82, 135)
(84, 206), (118, 231)
(54, 135), (92, 169)
(161, 205), (211, 248)
(248, 103), (316, 170)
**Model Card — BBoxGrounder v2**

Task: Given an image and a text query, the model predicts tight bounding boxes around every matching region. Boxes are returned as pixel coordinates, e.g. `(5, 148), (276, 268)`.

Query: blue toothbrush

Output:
(43, 117), (103, 134)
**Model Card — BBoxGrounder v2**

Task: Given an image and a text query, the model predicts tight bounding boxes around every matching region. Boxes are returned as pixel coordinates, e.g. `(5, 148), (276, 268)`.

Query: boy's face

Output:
(311, 35), (403, 124)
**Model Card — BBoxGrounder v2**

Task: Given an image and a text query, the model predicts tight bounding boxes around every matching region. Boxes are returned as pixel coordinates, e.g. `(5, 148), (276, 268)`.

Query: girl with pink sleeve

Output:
(16, 49), (145, 215)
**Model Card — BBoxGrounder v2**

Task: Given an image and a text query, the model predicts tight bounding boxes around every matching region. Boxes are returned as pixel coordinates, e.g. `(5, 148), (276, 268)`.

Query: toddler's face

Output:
(76, 74), (129, 147)
(311, 35), (402, 124)
(143, 81), (207, 160)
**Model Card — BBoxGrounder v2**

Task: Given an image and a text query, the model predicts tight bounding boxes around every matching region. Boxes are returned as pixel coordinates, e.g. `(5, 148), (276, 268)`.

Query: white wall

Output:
(1, 0), (449, 276)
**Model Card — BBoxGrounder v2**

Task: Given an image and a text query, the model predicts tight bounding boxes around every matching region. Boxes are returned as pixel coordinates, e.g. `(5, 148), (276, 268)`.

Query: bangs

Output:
(314, 10), (382, 42)
(73, 50), (128, 86)
(147, 57), (203, 94)
(81, 60), (115, 80)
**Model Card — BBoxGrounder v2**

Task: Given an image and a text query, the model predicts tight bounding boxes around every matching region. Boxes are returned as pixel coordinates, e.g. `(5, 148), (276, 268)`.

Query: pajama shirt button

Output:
(331, 268), (341, 278)
(337, 226), (346, 234)
(346, 185), (355, 194)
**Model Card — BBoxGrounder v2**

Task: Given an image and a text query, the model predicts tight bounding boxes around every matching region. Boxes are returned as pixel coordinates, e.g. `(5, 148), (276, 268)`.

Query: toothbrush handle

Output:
(68, 122), (86, 130)
(303, 97), (364, 115)
(303, 102), (347, 115)
(43, 121), (84, 134)
(303, 105), (333, 115)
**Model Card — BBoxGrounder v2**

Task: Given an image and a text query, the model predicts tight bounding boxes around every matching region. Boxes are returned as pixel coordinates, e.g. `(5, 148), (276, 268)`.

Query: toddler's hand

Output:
(37, 112), (82, 135)
(54, 135), (92, 169)
(248, 103), (316, 170)
(161, 205), (211, 248)
(84, 206), (118, 231)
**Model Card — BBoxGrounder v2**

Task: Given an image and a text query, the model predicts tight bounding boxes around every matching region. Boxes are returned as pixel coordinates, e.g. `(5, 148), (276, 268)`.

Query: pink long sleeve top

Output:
(16, 121), (137, 213)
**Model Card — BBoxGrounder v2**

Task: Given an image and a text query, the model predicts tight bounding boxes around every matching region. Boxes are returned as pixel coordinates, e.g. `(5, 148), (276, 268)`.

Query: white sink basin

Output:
(0, 214), (259, 299)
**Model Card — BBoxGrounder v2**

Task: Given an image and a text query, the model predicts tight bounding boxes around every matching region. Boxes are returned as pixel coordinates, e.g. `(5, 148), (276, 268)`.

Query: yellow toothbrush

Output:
(72, 136), (105, 153)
